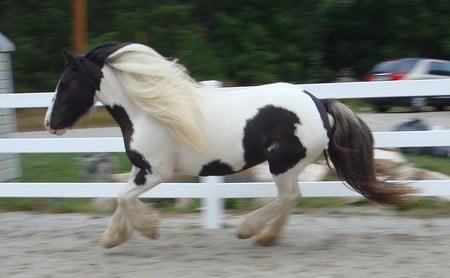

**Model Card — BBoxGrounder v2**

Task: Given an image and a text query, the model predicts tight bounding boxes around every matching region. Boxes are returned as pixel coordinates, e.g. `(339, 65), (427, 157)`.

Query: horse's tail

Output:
(322, 100), (418, 205)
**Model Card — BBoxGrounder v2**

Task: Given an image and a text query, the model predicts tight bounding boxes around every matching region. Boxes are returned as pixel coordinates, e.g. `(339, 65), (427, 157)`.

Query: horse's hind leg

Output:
(101, 167), (162, 248)
(237, 170), (300, 244)
(257, 175), (301, 245)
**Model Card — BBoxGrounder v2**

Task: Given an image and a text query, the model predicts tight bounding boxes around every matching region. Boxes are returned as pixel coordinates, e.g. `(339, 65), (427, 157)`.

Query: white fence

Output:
(1, 79), (449, 228)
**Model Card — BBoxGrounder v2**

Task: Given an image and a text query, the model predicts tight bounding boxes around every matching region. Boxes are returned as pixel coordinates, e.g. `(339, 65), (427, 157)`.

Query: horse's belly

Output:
(175, 144), (248, 176)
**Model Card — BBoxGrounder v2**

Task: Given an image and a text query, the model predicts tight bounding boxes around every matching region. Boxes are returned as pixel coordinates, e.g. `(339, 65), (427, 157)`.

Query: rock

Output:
(373, 148), (450, 200)
(374, 149), (407, 177)
(374, 149), (449, 181)
(75, 153), (119, 182)
(75, 153), (119, 213)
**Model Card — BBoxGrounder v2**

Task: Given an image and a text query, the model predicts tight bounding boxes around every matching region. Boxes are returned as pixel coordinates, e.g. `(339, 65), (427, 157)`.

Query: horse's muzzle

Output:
(44, 119), (67, 136)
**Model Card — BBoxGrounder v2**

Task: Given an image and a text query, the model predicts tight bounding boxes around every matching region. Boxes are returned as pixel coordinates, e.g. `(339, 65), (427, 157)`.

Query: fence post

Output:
(200, 176), (224, 229)
(0, 33), (21, 181)
(199, 80), (225, 229)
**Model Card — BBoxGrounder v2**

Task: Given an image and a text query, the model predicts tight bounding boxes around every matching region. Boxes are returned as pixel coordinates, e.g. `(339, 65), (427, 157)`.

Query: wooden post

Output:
(73, 0), (87, 53)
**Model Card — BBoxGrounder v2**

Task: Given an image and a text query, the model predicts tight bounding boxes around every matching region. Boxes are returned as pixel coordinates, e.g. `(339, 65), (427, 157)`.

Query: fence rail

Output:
(1, 180), (450, 198)
(2, 79), (450, 108)
(1, 79), (449, 229)
(0, 130), (449, 154)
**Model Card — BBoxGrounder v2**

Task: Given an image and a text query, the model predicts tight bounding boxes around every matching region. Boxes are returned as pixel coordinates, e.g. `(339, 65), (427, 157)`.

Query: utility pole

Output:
(73, 0), (87, 54)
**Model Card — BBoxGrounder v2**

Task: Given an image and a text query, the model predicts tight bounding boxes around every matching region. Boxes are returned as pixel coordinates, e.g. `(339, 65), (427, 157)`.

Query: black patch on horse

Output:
(106, 105), (152, 185)
(242, 105), (307, 175)
(199, 160), (235, 176)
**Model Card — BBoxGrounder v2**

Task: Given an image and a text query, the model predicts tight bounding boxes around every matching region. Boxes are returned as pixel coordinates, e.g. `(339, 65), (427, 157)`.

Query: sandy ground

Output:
(1, 210), (449, 278)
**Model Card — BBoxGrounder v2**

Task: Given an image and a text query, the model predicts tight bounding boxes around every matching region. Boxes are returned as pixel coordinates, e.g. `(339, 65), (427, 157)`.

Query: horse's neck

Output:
(96, 66), (140, 117)
(96, 66), (149, 132)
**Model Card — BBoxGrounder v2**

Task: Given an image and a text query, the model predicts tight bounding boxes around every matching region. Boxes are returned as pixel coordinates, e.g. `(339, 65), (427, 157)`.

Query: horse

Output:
(44, 42), (417, 248)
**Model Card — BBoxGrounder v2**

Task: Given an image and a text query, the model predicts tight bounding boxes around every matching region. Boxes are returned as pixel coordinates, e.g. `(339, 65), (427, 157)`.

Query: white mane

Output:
(105, 44), (207, 151)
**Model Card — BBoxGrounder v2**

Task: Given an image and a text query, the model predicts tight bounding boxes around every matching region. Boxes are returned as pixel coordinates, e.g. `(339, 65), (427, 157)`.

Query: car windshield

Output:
(371, 58), (419, 74)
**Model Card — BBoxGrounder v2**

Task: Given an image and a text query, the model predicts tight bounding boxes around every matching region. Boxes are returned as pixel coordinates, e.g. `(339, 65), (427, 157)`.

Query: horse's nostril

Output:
(44, 120), (50, 127)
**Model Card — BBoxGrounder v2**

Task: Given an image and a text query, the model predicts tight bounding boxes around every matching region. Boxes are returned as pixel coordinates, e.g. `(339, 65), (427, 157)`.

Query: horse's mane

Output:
(103, 43), (207, 152)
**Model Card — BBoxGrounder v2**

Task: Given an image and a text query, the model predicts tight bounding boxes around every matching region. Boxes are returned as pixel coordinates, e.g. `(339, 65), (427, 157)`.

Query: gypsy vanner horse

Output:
(44, 42), (416, 248)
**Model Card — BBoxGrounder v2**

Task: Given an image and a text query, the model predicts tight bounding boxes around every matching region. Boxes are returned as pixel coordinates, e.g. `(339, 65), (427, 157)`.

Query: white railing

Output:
(1, 79), (449, 229)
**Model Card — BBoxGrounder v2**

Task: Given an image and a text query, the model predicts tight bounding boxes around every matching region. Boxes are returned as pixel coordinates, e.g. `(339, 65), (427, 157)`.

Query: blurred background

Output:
(0, 1), (448, 213)
(1, 0), (450, 92)
(1, 3), (450, 276)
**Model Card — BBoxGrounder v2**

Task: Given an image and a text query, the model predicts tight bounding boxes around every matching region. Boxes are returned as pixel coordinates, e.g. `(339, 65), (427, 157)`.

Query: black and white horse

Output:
(44, 42), (416, 248)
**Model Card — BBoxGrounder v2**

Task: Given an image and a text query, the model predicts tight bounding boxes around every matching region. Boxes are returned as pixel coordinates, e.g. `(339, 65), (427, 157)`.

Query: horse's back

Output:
(175, 83), (330, 175)
(200, 82), (322, 126)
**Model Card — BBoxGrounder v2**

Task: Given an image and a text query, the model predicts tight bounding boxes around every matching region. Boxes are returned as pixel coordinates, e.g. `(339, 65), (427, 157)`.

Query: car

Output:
(363, 58), (450, 112)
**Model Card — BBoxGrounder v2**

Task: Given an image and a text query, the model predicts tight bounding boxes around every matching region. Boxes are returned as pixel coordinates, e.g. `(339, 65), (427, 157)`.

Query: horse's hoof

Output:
(101, 228), (132, 248)
(236, 222), (260, 239)
(256, 232), (278, 246)
(237, 232), (252, 239)
(101, 237), (120, 249)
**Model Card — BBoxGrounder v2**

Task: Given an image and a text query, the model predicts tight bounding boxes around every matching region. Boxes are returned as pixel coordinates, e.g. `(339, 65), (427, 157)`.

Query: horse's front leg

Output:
(101, 166), (164, 248)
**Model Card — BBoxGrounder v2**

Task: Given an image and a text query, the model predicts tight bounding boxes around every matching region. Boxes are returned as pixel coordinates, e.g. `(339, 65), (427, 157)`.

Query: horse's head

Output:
(44, 49), (103, 135)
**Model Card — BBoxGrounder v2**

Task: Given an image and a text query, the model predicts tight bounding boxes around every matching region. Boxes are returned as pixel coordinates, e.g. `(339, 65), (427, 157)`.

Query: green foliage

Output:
(319, 0), (450, 78)
(0, 0), (71, 91)
(404, 154), (450, 175)
(1, 1), (450, 88)
(20, 153), (81, 182)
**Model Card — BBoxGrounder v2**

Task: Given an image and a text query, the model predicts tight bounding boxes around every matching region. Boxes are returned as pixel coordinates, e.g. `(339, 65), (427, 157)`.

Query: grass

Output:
(0, 198), (94, 213)
(0, 153), (132, 213)
(393, 197), (450, 218)
(21, 153), (83, 182)
(20, 153), (131, 182)
(404, 154), (450, 175)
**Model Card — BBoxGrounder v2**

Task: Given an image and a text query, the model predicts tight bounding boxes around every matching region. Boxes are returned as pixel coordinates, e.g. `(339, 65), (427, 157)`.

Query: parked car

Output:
(363, 58), (450, 112)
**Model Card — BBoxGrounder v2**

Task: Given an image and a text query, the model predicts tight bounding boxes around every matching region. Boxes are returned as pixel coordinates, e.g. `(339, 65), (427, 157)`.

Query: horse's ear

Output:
(63, 49), (77, 66)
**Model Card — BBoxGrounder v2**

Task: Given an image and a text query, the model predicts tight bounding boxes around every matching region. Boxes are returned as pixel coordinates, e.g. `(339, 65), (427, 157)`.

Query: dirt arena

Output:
(1, 209), (449, 277)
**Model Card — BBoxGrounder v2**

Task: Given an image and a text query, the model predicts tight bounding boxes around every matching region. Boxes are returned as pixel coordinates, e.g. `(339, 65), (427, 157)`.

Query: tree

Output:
(1, 0), (450, 89)
(0, 0), (71, 91)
